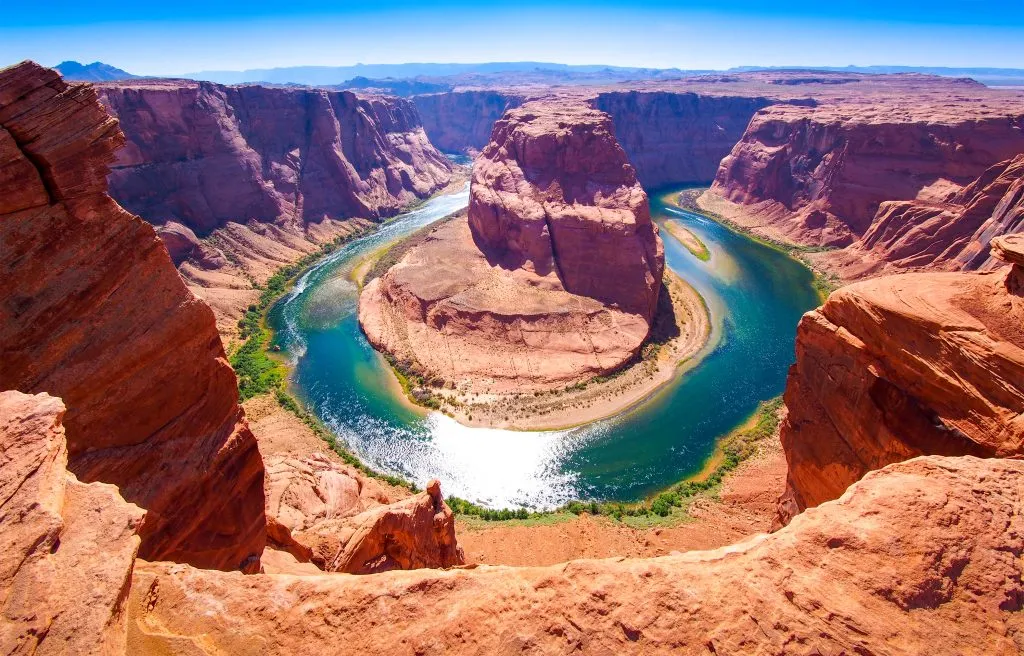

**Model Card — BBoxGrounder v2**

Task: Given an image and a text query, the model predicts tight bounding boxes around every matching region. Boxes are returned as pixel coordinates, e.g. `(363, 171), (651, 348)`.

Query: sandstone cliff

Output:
(0, 390), (145, 656)
(0, 61), (266, 570)
(776, 237), (1024, 523)
(99, 80), (453, 233)
(829, 153), (1024, 276)
(412, 90), (525, 153)
(360, 99), (667, 396)
(128, 455), (1024, 655)
(705, 100), (1024, 248)
(592, 91), (776, 187)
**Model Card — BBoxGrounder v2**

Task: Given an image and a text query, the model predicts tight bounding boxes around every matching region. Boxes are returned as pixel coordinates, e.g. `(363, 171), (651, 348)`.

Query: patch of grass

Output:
(448, 397), (784, 523)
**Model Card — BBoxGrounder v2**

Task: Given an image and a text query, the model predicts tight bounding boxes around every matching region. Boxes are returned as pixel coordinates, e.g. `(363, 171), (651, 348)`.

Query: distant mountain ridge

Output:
(55, 60), (137, 81)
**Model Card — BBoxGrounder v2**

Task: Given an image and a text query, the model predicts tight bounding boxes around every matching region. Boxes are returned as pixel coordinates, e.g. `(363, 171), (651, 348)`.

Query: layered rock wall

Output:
(412, 90), (525, 152)
(776, 237), (1024, 523)
(707, 102), (1024, 248)
(592, 90), (776, 187)
(468, 100), (664, 320)
(0, 61), (266, 570)
(98, 80), (453, 234)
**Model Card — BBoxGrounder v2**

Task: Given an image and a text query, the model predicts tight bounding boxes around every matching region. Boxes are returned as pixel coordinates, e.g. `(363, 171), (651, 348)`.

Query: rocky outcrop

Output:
(469, 100), (664, 320)
(412, 90), (524, 152)
(829, 154), (1024, 276)
(360, 99), (666, 394)
(128, 455), (1024, 654)
(0, 61), (266, 570)
(98, 80), (453, 234)
(776, 239), (1024, 523)
(592, 91), (776, 187)
(264, 455), (463, 573)
(0, 391), (144, 655)
(705, 101), (1024, 248)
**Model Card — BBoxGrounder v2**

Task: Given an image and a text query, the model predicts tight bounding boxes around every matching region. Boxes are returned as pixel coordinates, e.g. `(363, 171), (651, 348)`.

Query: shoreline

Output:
(366, 263), (715, 432)
(683, 189), (842, 302)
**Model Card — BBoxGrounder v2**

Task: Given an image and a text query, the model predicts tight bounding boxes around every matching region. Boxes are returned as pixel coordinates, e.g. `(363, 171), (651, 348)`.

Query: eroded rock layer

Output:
(831, 153), (1024, 277)
(98, 79), (453, 233)
(129, 456), (1024, 655)
(360, 99), (665, 392)
(0, 391), (144, 656)
(412, 90), (525, 153)
(592, 90), (776, 187)
(0, 61), (266, 570)
(705, 100), (1024, 248)
(468, 100), (664, 320)
(777, 238), (1024, 523)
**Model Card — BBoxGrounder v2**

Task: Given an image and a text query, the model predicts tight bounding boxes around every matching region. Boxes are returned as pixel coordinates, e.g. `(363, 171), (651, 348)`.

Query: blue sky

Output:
(3, 0), (1023, 75)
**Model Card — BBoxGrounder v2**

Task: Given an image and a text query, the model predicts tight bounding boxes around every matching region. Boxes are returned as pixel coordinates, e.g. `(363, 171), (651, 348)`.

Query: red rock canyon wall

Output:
(0, 61), (266, 570)
(98, 80), (453, 235)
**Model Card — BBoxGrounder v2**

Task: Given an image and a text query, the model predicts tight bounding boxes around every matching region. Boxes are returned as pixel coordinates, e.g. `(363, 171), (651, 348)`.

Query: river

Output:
(268, 186), (820, 509)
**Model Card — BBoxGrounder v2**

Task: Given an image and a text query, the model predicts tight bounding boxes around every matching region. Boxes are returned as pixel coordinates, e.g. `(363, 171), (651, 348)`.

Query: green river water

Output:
(268, 186), (820, 509)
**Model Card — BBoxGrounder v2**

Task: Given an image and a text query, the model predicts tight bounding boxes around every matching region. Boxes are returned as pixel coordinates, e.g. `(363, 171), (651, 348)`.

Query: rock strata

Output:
(0, 391), (144, 655)
(0, 61), (266, 570)
(705, 100), (1024, 248)
(777, 239), (1024, 523)
(128, 456), (1024, 655)
(360, 99), (666, 395)
(98, 80), (453, 233)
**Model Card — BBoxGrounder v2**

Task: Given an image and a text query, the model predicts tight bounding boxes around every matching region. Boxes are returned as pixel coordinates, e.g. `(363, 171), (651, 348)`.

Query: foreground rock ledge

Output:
(776, 237), (1024, 523)
(129, 455), (1023, 655)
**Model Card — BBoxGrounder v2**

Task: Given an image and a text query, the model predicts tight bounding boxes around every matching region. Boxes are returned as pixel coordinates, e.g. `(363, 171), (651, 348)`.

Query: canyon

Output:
(358, 98), (716, 428)
(3, 57), (1024, 655)
(97, 78), (457, 338)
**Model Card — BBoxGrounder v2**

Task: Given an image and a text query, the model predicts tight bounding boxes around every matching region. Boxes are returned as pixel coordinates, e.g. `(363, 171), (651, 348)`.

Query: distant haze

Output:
(3, 1), (1023, 75)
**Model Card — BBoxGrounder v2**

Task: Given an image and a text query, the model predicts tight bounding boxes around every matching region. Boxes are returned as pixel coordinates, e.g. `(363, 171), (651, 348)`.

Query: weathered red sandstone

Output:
(128, 455), (1024, 655)
(412, 90), (525, 153)
(776, 238), (1024, 524)
(265, 455), (463, 573)
(829, 154), (1024, 277)
(592, 91), (776, 187)
(704, 99), (1024, 249)
(0, 61), (266, 570)
(98, 79), (453, 233)
(0, 391), (144, 655)
(360, 99), (666, 393)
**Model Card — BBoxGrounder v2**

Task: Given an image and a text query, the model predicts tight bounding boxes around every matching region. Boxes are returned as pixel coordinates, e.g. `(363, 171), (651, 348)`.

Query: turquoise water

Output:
(269, 187), (820, 509)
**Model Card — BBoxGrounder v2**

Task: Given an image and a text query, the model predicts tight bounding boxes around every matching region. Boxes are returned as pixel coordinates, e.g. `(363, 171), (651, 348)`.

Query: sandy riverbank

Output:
(662, 220), (710, 261)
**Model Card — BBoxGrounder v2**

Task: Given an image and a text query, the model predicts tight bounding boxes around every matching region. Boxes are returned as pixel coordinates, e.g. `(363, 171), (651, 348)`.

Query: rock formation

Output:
(265, 456), (463, 573)
(0, 61), (266, 570)
(830, 154), (1024, 277)
(360, 99), (666, 392)
(412, 90), (525, 152)
(0, 391), (144, 655)
(592, 91), (776, 187)
(776, 237), (1024, 523)
(98, 80), (453, 233)
(128, 455), (1024, 654)
(705, 100), (1024, 248)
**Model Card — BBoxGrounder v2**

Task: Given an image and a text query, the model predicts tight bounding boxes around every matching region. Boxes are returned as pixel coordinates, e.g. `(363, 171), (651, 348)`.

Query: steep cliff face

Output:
(706, 102), (1024, 247)
(360, 99), (668, 397)
(0, 61), (266, 570)
(412, 90), (524, 152)
(0, 391), (144, 656)
(830, 154), (1024, 276)
(129, 455), (1024, 655)
(469, 99), (664, 320)
(98, 79), (453, 234)
(776, 237), (1024, 523)
(592, 91), (777, 187)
